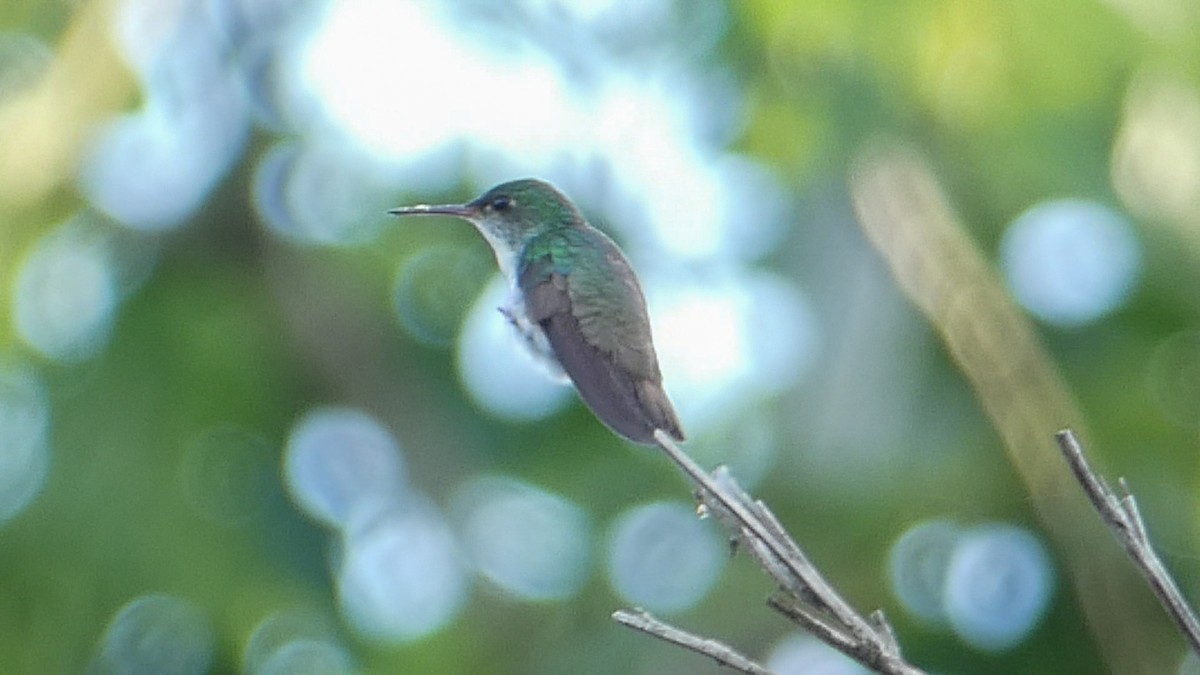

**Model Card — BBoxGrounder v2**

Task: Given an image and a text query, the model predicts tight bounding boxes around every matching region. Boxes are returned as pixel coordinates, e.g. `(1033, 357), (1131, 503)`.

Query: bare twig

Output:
(613, 609), (775, 675)
(1055, 429), (1200, 656)
(615, 429), (927, 675)
(653, 434), (866, 632)
(766, 594), (858, 655)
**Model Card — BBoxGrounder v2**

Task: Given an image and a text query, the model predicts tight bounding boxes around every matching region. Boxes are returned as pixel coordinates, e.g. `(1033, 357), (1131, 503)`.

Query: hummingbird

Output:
(388, 178), (684, 445)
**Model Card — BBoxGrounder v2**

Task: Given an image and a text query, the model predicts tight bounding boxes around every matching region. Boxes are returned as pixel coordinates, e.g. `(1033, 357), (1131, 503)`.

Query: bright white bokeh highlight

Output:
(14, 222), (118, 363)
(1000, 199), (1141, 327)
(0, 367), (51, 525)
(457, 277), (573, 422)
(944, 524), (1055, 652)
(887, 519), (962, 624)
(651, 271), (821, 436)
(92, 594), (214, 675)
(454, 476), (591, 601)
(297, 0), (783, 264)
(606, 501), (725, 613)
(80, 106), (246, 230)
(284, 407), (407, 529)
(302, 1), (567, 161)
(337, 502), (468, 643)
(82, 0), (249, 230)
(458, 268), (820, 437)
(595, 111), (791, 261)
(264, 0), (806, 443)
(766, 634), (871, 675)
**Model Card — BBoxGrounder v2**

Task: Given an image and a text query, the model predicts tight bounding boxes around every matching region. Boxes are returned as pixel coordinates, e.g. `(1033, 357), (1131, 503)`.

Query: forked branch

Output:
(1055, 429), (1200, 656)
(612, 429), (927, 675)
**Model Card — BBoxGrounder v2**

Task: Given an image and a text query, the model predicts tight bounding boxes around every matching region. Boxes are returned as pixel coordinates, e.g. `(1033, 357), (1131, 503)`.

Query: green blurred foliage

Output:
(2, 0), (1200, 674)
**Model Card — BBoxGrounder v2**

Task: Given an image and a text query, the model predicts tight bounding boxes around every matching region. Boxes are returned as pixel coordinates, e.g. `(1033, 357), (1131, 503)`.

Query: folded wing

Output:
(519, 234), (684, 445)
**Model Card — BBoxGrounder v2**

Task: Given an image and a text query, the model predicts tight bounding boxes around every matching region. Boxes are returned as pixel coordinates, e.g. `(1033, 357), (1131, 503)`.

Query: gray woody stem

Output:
(611, 429), (927, 675)
(612, 609), (774, 675)
(1055, 428), (1200, 656)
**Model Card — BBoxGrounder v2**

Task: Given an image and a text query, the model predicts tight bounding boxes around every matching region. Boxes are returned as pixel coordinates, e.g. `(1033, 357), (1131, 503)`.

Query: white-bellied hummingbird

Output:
(389, 178), (685, 445)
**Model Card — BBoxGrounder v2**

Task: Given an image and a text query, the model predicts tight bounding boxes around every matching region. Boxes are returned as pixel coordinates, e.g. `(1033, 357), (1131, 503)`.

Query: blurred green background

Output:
(2, 0), (1199, 673)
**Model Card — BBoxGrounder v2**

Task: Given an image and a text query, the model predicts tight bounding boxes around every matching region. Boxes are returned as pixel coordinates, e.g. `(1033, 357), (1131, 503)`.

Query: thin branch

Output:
(613, 609), (775, 675)
(653, 433), (867, 632)
(1055, 428), (1200, 656)
(632, 429), (927, 675)
(766, 594), (858, 655)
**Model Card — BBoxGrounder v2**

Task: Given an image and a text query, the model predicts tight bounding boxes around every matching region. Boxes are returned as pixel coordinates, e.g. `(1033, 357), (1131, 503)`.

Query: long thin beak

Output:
(387, 204), (477, 218)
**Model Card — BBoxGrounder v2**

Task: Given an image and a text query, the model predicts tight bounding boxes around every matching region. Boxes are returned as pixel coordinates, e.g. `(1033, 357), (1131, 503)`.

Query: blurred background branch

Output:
(850, 145), (1179, 672)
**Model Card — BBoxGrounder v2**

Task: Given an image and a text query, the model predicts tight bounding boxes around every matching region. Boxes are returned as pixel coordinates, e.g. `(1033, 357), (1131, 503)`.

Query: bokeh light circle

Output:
(93, 594), (214, 675)
(1111, 71), (1200, 223)
(337, 503), (467, 643)
(256, 639), (353, 675)
(1000, 199), (1141, 327)
(253, 140), (393, 245)
(457, 277), (573, 422)
(944, 524), (1055, 652)
(454, 476), (591, 601)
(284, 407), (406, 529)
(14, 223), (118, 363)
(244, 611), (345, 675)
(393, 246), (489, 347)
(80, 96), (248, 232)
(606, 501), (725, 613)
(651, 271), (820, 436)
(0, 366), (51, 524)
(887, 519), (961, 624)
(85, 0), (250, 231)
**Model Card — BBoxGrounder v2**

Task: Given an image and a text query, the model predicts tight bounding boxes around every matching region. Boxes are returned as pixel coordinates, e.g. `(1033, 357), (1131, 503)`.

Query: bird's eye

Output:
(490, 196), (511, 211)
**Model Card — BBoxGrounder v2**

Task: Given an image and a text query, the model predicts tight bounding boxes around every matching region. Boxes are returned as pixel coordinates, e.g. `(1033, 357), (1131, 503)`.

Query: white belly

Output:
(500, 286), (570, 383)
